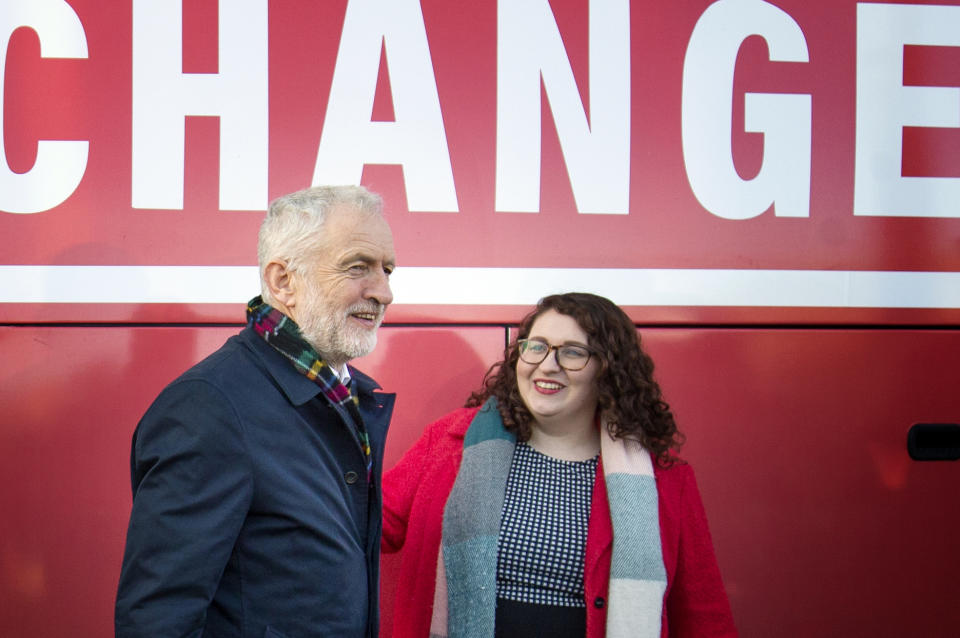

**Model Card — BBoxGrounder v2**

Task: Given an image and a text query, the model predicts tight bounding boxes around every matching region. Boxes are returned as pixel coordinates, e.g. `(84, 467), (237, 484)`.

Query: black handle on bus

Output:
(907, 423), (960, 461)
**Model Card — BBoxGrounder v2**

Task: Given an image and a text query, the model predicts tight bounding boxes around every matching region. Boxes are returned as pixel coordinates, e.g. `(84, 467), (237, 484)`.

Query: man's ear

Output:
(264, 260), (297, 312)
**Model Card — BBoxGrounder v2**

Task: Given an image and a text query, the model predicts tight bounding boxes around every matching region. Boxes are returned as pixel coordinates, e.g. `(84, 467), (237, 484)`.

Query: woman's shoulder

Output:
(653, 455), (696, 490)
(425, 405), (484, 439)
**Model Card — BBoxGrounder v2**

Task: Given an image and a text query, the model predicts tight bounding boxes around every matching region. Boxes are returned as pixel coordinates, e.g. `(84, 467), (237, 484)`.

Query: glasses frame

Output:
(516, 338), (595, 371)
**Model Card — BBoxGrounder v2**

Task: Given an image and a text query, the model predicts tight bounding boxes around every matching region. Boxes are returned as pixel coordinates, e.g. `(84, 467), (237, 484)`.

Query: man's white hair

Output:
(258, 185), (383, 305)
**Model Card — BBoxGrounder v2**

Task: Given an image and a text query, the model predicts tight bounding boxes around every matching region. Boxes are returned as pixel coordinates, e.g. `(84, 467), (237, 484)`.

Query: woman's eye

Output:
(561, 347), (587, 359)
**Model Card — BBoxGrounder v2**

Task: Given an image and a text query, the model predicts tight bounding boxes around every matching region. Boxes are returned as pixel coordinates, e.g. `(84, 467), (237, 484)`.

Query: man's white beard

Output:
(297, 285), (383, 368)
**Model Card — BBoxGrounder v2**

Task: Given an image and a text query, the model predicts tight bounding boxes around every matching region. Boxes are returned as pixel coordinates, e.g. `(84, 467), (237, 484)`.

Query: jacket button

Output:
(344, 471), (359, 484)
(593, 596), (605, 609)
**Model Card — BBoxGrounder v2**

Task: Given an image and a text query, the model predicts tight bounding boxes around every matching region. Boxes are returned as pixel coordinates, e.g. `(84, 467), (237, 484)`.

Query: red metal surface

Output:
(641, 328), (960, 637)
(0, 325), (235, 638)
(1, 324), (958, 636)
(0, 324), (505, 638)
(3, 0), (958, 273)
(4, 0), (960, 324)
(5, 302), (960, 328)
(2, 1), (958, 636)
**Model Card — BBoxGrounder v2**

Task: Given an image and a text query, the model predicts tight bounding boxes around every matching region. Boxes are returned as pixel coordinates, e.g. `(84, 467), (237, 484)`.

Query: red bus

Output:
(1, 1), (957, 635)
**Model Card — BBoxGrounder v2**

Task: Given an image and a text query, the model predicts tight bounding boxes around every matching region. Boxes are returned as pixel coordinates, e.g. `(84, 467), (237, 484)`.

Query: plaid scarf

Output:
(246, 296), (372, 480)
(432, 398), (666, 638)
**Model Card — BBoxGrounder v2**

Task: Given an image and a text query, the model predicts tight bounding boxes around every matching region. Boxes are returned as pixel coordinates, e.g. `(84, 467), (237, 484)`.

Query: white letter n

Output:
(495, 0), (630, 214)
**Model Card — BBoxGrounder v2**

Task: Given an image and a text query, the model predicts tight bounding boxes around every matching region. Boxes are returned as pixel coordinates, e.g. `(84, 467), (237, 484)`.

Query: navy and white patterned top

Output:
(495, 441), (599, 607)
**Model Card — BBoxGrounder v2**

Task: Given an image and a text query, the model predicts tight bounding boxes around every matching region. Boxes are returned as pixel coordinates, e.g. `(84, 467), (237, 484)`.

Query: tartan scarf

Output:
(246, 296), (372, 479)
(432, 398), (666, 638)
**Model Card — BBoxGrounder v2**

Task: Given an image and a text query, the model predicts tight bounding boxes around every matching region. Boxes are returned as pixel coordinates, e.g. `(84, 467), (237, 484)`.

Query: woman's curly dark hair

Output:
(466, 292), (684, 465)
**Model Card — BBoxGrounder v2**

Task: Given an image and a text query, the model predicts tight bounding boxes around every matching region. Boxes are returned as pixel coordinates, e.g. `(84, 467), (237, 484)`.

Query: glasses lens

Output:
(518, 339), (549, 364)
(557, 345), (591, 370)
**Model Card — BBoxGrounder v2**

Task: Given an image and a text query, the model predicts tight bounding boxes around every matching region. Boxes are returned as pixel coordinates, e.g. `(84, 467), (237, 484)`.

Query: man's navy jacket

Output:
(115, 326), (395, 638)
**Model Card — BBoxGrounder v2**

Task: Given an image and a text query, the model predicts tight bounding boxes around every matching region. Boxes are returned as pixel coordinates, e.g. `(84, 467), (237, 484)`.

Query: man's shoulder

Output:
(175, 328), (259, 384)
(134, 328), (302, 441)
(653, 456), (696, 501)
(152, 328), (284, 408)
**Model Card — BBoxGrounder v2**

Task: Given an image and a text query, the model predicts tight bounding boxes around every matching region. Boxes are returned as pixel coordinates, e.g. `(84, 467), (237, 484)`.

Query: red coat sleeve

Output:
(381, 417), (441, 554)
(381, 407), (474, 554)
(379, 408), (475, 638)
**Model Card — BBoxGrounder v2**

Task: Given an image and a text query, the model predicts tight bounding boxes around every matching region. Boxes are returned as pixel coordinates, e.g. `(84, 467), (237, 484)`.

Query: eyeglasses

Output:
(517, 338), (594, 371)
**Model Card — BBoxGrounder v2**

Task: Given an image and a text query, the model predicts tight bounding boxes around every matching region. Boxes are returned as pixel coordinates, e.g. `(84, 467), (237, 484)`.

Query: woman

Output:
(382, 293), (736, 638)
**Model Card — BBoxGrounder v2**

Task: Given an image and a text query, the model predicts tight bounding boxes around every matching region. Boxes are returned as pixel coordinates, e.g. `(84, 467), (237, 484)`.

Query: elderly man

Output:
(115, 185), (397, 637)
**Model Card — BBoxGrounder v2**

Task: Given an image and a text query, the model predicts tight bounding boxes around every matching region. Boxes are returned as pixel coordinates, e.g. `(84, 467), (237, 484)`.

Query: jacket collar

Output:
(239, 327), (383, 407)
